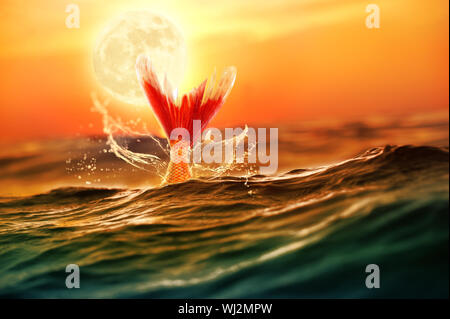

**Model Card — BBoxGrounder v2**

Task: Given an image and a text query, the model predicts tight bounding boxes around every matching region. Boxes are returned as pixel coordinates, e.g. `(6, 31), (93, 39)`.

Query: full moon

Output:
(93, 11), (187, 105)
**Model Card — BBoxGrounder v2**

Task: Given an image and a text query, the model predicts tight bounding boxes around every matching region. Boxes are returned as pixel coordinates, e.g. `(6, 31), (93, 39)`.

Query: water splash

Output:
(91, 93), (167, 176)
(91, 92), (258, 182)
(192, 125), (259, 180)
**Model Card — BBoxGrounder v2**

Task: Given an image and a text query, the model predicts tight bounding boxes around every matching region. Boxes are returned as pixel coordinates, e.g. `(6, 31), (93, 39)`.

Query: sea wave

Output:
(0, 145), (448, 298)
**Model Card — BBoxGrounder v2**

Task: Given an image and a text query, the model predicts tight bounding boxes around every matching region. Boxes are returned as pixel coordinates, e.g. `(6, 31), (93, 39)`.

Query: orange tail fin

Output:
(136, 55), (236, 184)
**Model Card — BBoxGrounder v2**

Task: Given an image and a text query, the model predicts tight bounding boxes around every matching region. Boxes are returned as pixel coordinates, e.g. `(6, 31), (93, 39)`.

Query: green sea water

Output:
(0, 145), (448, 298)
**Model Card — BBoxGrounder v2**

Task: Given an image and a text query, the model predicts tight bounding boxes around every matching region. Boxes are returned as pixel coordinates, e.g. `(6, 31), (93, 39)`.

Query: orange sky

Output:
(0, 0), (448, 142)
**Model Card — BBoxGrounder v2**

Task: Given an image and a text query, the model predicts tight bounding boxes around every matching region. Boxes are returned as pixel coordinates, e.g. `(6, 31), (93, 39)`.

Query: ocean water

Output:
(0, 144), (448, 298)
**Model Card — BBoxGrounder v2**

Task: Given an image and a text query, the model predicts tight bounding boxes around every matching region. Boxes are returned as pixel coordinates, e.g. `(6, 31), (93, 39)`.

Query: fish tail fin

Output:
(136, 54), (237, 183)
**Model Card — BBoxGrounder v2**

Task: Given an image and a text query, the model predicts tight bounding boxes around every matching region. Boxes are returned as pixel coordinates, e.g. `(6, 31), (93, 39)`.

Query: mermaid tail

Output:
(136, 55), (236, 184)
(163, 139), (192, 183)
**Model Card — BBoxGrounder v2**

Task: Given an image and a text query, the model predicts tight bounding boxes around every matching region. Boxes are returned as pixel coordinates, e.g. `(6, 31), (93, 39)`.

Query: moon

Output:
(93, 11), (187, 105)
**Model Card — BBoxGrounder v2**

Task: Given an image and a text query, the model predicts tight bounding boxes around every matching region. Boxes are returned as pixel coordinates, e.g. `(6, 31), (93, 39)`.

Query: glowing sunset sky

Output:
(0, 0), (448, 141)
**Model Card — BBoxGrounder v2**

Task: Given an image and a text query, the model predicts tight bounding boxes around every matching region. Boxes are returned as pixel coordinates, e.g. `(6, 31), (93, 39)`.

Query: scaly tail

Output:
(136, 55), (237, 184)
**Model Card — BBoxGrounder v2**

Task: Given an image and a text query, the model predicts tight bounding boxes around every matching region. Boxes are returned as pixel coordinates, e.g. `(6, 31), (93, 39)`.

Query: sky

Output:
(0, 0), (448, 142)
